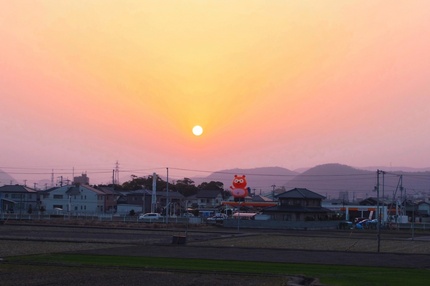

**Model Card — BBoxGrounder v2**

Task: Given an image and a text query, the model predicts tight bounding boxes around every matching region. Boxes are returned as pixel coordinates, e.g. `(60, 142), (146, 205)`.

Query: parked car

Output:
(206, 213), (228, 223)
(138, 213), (163, 222)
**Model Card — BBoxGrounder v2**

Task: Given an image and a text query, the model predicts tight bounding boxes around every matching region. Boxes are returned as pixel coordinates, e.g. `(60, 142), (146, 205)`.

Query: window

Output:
(53, 195), (63, 199)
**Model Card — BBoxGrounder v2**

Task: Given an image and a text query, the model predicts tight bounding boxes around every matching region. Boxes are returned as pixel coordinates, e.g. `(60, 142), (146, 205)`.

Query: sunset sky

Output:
(1, 1), (430, 186)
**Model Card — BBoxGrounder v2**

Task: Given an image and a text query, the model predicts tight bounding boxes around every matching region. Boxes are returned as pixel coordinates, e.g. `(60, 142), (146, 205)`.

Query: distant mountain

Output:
(284, 163), (430, 200)
(0, 169), (16, 186)
(192, 166), (298, 194)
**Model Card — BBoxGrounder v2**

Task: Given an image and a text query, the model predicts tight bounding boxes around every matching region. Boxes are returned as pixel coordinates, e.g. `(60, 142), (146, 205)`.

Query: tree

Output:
(198, 181), (224, 191)
(175, 177), (198, 197)
(120, 174), (167, 191)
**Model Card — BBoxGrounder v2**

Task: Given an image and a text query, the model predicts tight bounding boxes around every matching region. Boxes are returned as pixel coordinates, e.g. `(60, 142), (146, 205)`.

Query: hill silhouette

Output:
(193, 164), (430, 201)
(0, 168), (16, 186)
(284, 163), (430, 201)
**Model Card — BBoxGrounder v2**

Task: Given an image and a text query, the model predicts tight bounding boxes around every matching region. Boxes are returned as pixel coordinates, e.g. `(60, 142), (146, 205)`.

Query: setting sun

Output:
(192, 125), (203, 136)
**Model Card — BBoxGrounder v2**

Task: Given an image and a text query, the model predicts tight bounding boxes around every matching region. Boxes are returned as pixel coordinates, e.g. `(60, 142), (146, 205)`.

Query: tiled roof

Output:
(65, 186), (80, 196)
(81, 185), (106, 195)
(195, 190), (222, 199)
(0, 185), (37, 193)
(276, 188), (325, 199)
(251, 195), (273, 202)
(263, 206), (333, 213)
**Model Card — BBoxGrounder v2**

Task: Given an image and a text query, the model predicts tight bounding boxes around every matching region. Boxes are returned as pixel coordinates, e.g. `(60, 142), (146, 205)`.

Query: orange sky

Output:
(1, 1), (430, 186)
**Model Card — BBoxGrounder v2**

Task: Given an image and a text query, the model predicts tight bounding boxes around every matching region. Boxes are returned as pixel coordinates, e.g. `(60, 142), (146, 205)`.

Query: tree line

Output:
(99, 174), (229, 198)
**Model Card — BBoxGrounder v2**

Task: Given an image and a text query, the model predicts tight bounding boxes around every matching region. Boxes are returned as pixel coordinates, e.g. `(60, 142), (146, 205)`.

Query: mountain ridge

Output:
(194, 163), (430, 200)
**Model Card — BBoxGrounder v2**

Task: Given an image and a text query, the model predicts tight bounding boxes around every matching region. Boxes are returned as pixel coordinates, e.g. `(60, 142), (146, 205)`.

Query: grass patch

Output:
(8, 254), (429, 286)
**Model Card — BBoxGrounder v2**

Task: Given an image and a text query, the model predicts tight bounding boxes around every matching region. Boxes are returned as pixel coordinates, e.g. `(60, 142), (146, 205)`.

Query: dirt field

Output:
(1, 222), (430, 285)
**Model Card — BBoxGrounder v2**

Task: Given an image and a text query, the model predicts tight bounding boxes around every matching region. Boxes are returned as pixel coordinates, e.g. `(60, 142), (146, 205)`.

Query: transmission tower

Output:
(114, 161), (120, 185)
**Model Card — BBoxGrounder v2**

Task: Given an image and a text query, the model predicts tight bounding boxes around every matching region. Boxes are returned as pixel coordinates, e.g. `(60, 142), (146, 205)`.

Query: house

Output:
(417, 201), (430, 216)
(116, 190), (185, 216)
(116, 189), (152, 215)
(185, 190), (224, 209)
(40, 184), (108, 214)
(359, 197), (392, 207)
(262, 188), (332, 221)
(95, 186), (121, 213)
(157, 191), (185, 215)
(0, 185), (39, 214)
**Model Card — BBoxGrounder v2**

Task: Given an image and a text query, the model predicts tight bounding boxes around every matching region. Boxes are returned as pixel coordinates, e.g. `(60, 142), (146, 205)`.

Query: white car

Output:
(138, 213), (163, 222)
(206, 213), (228, 223)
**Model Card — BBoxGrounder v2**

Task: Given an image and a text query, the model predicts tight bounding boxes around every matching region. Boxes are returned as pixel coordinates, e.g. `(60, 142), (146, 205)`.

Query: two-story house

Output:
(41, 184), (107, 214)
(263, 188), (332, 221)
(116, 190), (185, 216)
(95, 186), (121, 213)
(185, 190), (224, 209)
(0, 185), (39, 214)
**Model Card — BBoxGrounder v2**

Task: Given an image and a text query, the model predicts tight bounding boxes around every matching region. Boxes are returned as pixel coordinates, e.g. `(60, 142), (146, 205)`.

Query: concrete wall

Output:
(223, 219), (339, 230)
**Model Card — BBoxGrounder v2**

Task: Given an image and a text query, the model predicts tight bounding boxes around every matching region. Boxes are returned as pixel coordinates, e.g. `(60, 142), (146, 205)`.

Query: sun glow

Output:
(192, 125), (203, 136)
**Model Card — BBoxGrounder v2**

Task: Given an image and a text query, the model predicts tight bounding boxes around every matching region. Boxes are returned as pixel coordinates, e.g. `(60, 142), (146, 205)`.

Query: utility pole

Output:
(166, 167), (169, 224)
(58, 176), (63, 187)
(376, 170), (381, 253)
(382, 171), (385, 199)
(151, 173), (157, 213)
(271, 185), (276, 200)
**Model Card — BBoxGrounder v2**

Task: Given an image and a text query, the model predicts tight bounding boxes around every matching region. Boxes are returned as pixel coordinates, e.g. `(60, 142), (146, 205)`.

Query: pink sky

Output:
(1, 1), (430, 186)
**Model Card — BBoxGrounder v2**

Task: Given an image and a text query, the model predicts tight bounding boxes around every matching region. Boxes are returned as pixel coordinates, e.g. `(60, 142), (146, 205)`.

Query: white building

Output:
(41, 185), (106, 214)
(185, 190), (224, 209)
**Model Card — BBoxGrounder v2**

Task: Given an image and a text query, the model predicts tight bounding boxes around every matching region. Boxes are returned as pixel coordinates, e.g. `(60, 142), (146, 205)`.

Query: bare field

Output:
(1, 223), (430, 256)
(1, 224), (429, 286)
(190, 233), (430, 254)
